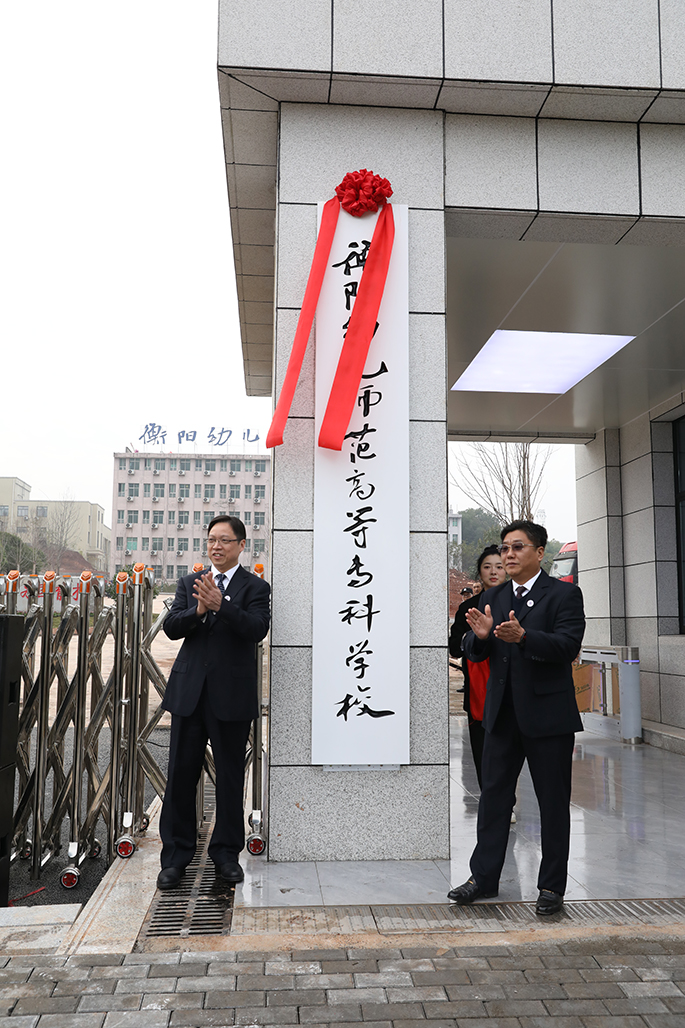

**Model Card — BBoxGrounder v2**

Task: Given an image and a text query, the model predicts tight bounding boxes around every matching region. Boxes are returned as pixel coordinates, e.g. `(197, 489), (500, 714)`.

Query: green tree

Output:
(542, 538), (563, 574)
(0, 531), (46, 574)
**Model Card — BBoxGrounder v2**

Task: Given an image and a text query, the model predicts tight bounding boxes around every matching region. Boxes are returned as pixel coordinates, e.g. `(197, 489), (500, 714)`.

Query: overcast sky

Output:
(2, 2), (577, 542)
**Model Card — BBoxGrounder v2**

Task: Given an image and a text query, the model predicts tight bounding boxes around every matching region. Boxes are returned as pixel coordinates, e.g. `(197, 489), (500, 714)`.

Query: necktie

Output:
(215, 573), (226, 594)
(515, 586), (526, 599)
(512, 585), (526, 615)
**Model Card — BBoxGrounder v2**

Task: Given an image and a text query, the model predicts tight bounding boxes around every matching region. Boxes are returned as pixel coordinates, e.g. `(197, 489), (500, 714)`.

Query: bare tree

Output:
(450, 442), (553, 526)
(46, 497), (80, 573)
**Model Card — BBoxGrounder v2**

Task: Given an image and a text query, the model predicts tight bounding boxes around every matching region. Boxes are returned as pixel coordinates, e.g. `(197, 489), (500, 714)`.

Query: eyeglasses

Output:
(208, 537), (239, 545)
(499, 542), (536, 555)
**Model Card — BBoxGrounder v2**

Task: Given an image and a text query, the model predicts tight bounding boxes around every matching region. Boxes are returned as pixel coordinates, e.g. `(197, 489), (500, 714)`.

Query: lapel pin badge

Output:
(527, 599), (534, 607)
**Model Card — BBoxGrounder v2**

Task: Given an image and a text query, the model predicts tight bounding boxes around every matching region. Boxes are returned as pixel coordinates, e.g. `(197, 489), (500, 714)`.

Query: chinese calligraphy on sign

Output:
(137, 425), (261, 448)
(311, 205), (409, 766)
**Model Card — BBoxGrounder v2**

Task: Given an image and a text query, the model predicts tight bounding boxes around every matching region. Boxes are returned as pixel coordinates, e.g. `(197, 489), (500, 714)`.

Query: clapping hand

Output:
(465, 604), (494, 640)
(193, 572), (223, 616)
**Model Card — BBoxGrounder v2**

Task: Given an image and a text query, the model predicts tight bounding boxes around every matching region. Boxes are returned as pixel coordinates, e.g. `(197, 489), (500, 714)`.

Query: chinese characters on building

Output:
(138, 424), (261, 447)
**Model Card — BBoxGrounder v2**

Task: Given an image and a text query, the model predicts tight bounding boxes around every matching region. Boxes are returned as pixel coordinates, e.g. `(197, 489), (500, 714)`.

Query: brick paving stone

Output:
(66, 957), (125, 968)
(53, 979), (117, 997)
(378, 960), (435, 972)
(103, 1012), (170, 1027)
(580, 967), (641, 982)
(484, 999), (547, 1016)
(637, 968), (683, 981)
(233, 1007), (306, 1025)
(603, 997), (671, 1014)
(150, 963), (206, 977)
(488, 956), (545, 970)
(0, 982), (53, 999)
(170, 1011), (235, 1027)
(410, 971), (470, 987)
(237, 951), (284, 962)
(0, 969), (30, 982)
(454, 946), (512, 958)
(432, 957), (490, 970)
(265, 961), (321, 975)
(141, 993), (204, 1010)
(290, 949), (347, 961)
(0, 961), (8, 970)
(8, 957), (67, 968)
(542, 998), (613, 1015)
(517, 1018), (585, 1028)
(642, 1016), (685, 1027)
(115, 977), (176, 994)
(394, 1021), (456, 1028)
(13, 996), (79, 1016)
(78, 996), (142, 1012)
(562, 982), (625, 998)
(322, 961), (379, 974)
(267, 989), (326, 1007)
(541, 955), (600, 968)
(664, 996), (685, 1011)
(35, 1016), (107, 1028)
(328, 988), (386, 1005)
(225, 962), (263, 975)
(348, 949), (402, 961)
(649, 956), (685, 967)
(205, 991), (265, 1008)
(467, 969), (527, 984)
(445, 983), (506, 1001)
(92, 965), (151, 979)
(296, 973), (355, 989)
(360, 1002), (425, 1020)
(180, 951), (236, 964)
(501, 983), (566, 1000)
(299, 1004), (362, 1023)
(237, 974), (293, 991)
(619, 982), (683, 997)
(578, 1018), (648, 1027)
(125, 954), (179, 965)
(387, 987), (447, 1003)
(596, 955), (657, 967)
(355, 972), (413, 988)
(0, 1018), (39, 1028)
(177, 975), (235, 992)
(423, 1000), (486, 1019)
(525, 967), (585, 983)
(400, 949), (454, 960)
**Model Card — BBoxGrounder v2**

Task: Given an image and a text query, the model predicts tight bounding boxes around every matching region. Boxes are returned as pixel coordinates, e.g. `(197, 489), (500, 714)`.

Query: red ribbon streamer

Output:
(265, 197), (340, 449)
(318, 204), (394, 450)
(266, 197), (395, 451)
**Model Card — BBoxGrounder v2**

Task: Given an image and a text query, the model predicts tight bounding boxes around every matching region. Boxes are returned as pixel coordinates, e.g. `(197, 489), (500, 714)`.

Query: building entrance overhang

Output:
(447, 234), (685, 444)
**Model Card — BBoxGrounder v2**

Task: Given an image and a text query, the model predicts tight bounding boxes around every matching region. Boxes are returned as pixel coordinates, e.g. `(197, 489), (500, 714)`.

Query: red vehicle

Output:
(549, 541), (578, 585)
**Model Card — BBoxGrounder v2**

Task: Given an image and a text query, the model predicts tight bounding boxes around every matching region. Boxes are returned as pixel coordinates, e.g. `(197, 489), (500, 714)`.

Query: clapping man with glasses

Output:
(447, 520), (585, 916)
(157, 515), (270, 891)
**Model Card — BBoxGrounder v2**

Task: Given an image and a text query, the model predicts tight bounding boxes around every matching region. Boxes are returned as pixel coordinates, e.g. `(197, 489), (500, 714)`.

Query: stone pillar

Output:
(575, 429), (625, 646)
(268, 103), (449, 860)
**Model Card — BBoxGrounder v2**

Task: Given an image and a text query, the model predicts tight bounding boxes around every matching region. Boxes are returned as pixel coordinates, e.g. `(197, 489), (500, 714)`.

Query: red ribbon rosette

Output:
(266, 170), (395, 451)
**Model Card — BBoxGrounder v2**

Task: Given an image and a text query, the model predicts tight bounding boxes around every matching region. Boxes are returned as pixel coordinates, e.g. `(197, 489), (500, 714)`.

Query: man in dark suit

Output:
(156, 514), (271, 890)
(447, 520), (585, 915)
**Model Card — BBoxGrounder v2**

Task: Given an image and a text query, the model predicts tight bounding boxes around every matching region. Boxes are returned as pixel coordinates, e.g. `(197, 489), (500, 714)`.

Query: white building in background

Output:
(0, 476), (110, 571)
(110, 452), (270, 581)
(448, 507), (462, 546)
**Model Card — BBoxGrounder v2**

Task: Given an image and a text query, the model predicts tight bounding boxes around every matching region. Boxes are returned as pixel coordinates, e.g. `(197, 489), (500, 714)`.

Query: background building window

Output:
(167, 538), (175, 549)
(119, 458), (127, 470)
(129, 458), (139, 470)
(255, 459), (267, 473)
(220, 484), (227, 499)
(220, 459), (227, 471)
(180, 459), (191, 471)
(117, 510), (125, 523)
(166, 564), (174, 578)
(152, 537), (163, 550)
(204, 484), (215, 498)
(179, 483), (190, 497)
(253, 539), (266, 555)
(169, 459), (177, 470)
(177, 565), (188, 577)
(155, 458), (166, 471)
(116, 537), (124, 549)
(167, 511), (176, 524)
(128, 510), (139, 523)
(193, 538), (201, 551)
(118, 483), (125, 496)
(126, 538), (138, 550)
(255, 485), (266, 499)
(205, 460), (216, 472)
(142, 537), (149, 550)
(244, 460), (252, 471)
(193, 511), (201, 524)
(143, 510), (150, 523)
(144, 458), (152, 470)
(254, 511), (265, 526)
(194, 484), (202, 498)
(17, 505), (28, 518)
(203, 510), (215, 525)
(178, 511), (189, 526)
(230, 484), (241, 499)
(230, 459), (241, 472)
(244, 485), (252, 499)
(36, 506), (48, 518)
(168, 483), (176, 497)
(243, 511), (251, 525)
(154, 484), (165, 498)
(129, 483), (139, 498)
(144, 483), (151, 497)
(195, 459), (202, 470)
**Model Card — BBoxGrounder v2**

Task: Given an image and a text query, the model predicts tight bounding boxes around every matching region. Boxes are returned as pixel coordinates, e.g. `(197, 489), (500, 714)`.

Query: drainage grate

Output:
(138, 783), (235, 942)
(230, 897), (685, 936)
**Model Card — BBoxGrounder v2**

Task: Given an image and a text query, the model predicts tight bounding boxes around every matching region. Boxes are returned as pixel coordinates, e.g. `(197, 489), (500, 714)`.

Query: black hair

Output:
(500, 519), (547, 550)
(476, 544), (502, 579)
(206, 514), (246, 543)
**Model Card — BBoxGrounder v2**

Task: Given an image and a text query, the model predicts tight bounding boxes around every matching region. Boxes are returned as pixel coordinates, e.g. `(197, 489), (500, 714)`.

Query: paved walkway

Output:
(2, 938), (685, 1026)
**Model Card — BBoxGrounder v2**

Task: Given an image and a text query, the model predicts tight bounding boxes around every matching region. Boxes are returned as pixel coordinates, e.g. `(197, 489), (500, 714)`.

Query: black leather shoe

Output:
(447, 876), (498, 904)
(156, 866), (183, 890)
(536, 889), (564, 915)
(217, 860), (244, 883)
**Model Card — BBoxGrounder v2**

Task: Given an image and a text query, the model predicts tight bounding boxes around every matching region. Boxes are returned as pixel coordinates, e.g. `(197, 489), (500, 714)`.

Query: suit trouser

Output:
(469, 708), (575, 896)
(160, 686), (252, 869)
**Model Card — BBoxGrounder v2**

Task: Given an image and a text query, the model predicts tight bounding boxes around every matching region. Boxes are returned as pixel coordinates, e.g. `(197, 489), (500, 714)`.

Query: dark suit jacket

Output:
(449, 594), (480, 718)
(463, 570), (584, 738)
(162, 564), (271, 722)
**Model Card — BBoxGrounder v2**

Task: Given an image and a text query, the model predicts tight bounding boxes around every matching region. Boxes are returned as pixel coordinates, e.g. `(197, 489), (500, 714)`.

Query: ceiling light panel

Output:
(451, 330), (635, 394)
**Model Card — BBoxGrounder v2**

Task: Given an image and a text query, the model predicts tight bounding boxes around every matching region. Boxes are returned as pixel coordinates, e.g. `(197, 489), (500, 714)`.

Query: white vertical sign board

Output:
(312, 205), (409, 765)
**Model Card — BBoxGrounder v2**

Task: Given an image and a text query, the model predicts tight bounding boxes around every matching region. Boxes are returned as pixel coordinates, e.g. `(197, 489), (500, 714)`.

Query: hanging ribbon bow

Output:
(266, 170), (395, 452)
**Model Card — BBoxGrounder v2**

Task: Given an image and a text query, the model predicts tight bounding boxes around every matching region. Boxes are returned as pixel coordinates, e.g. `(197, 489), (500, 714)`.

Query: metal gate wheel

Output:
(60, 866), (80, 889)
(246, 833), (266, 855)
(115, 835), (135, 858)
